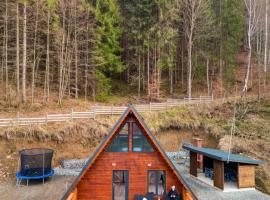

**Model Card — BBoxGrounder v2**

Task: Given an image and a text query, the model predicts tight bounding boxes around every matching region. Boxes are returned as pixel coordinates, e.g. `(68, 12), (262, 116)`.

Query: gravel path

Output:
(173, 161), (270, 200)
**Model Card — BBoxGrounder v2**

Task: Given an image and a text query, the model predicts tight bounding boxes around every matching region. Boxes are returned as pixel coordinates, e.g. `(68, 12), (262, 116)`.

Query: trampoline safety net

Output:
(20, 148), (53, 177)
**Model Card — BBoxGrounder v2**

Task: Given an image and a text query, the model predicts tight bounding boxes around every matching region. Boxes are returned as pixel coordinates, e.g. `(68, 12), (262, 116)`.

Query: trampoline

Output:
(16, 148), (54, 186)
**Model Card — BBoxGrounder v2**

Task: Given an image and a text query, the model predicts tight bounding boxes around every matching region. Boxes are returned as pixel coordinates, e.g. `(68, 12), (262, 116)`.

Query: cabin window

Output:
(132, 123), (154, 152)
(112, 170), (129, 200)
(148, 170), (166, 195)
(107, 123), (129, 152)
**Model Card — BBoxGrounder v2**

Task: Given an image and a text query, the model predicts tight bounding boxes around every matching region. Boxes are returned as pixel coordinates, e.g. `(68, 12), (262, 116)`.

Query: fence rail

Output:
(0, 96), (213, 127)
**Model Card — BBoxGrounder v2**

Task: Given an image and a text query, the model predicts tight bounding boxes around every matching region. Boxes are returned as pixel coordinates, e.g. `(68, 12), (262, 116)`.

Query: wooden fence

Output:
(0, 96), (213, 127)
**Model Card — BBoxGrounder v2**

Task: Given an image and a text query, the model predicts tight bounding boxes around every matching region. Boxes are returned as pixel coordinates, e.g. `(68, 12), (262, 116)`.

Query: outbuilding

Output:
(183, 145), (262, 191)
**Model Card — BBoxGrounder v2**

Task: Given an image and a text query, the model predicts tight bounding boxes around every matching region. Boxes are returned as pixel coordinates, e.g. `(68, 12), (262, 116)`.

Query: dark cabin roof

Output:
(183, 145), (262, 165)
(61, 104), (198, 200)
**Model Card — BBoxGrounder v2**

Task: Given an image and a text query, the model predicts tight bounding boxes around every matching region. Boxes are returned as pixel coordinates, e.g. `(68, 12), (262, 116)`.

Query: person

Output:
(167, 185), (181, 200)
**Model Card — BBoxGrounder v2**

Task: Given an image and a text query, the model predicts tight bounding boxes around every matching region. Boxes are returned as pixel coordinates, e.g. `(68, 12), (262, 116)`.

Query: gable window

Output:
(148, 170), (166, 195)
(107, 123), (129, 152)
(132, 123), (154, 152)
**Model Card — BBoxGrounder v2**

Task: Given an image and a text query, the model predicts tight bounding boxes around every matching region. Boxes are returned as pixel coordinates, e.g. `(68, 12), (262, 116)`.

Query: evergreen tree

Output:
(95, 0), (124, 76)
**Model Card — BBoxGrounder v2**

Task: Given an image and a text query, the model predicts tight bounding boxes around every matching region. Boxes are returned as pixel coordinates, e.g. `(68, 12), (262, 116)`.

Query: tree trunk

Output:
(58, 5), (66, 105)
(187, 37), (193, 99)
(170, 67), (173, 95)
(243, 0), (252, 96)
(5, 0), (8, 99)
(263, 0), (268, 97)
(44, 10), (50, 103)
(147, 36), (150, 97)
(157, 45), (160, 98)
(16, 2), (20, 101)
(138, 53), (141, 98)
(181, 47), (184, 88)
(74, 2), (78, 99)
(31, 2), (39, 104)
(206, 58), (210, 96)
(22, 2), (27, 103)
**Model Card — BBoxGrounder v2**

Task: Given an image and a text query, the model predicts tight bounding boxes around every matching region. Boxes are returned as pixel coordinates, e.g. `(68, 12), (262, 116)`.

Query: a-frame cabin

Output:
(62, 105), (197, 200)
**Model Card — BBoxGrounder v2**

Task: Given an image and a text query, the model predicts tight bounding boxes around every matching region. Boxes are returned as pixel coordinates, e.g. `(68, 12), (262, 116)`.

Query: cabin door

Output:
(112, 170), (129, 200)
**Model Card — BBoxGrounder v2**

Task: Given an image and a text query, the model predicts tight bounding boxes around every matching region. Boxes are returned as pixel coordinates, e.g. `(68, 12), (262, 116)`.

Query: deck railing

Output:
(0, 96), (213, 127)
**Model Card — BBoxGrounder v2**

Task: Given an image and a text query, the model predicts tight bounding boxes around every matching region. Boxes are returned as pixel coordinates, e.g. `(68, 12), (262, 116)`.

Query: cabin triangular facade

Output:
(62, 105), (197, 200)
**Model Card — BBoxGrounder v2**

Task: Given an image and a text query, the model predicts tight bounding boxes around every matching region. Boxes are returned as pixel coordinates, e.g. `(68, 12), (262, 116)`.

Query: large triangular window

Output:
(132, 123), (154, 152)
(106, 123), (129, 152)
(106, 115), (155, 152)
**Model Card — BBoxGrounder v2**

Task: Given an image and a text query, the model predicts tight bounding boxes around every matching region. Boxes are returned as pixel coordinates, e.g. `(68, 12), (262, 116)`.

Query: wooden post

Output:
(190, 152), (198, 177)
(16, 112), (19, 126)
(45, 113), (48, 126)
(71, 109), (74, 121)
(111, 106), (114, 116)
(93, 108), (96, 120)
(200, 96), (202, 104)
(166, 101), (168, 110)
(149, 102), (152, 112)
(214, 159), (224, 190)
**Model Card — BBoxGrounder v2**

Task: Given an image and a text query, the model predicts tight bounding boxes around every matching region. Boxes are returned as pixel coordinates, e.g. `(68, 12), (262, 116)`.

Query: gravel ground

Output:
(173, 161), (270, 200)
(0, 175), (74, 200)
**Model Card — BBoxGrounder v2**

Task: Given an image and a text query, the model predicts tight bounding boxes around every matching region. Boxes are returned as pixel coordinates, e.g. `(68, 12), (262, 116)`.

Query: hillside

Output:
(0, 98), (269, 195)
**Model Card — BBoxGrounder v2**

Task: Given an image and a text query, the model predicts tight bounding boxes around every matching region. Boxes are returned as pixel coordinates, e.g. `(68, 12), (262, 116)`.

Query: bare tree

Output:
(243, 0), (262, 95)
(181, 0), (212, 99)
(31, 1), (40, 104)
(22, 1), (27, 103)
(44, 5), (51, 103)
(263, 0), (268, 96)
(16, 1), (20, 100)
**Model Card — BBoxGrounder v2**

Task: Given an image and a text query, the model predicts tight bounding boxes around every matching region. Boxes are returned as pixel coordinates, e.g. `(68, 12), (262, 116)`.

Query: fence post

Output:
(212, 93), (214, 101)
(111, 106), (114, 116)
(45, 113), (48, 126)
(200, 96), (202, 104)
(71, 108), (74, 121)
(166, 101), (168, 110)
(16, 112), (19, 126)
(93, 108), (96, 120)
(149, 102), (152, 112)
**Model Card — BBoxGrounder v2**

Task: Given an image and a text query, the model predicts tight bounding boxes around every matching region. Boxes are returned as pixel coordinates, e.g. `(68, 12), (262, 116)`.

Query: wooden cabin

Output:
(183, 145), (262, 191)
(62, 105), (197, 200)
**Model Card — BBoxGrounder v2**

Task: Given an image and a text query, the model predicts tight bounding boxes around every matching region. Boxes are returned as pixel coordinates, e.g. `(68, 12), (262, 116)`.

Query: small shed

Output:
(183, 145), (262, 190)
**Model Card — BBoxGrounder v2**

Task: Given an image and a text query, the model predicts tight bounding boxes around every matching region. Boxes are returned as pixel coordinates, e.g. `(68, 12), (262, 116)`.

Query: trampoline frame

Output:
(16, 169), (54, 186)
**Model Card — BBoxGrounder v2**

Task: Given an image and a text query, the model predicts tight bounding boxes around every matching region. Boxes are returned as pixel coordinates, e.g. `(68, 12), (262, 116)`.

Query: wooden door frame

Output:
(112, 170), (129, 200)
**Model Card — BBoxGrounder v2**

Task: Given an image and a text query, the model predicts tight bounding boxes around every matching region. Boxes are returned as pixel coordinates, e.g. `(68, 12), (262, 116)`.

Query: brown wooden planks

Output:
(190, 152), (197, 177)
(213, 160), (224, 190)
(77, 152), (186, 200)
(238, 164), (255, 188)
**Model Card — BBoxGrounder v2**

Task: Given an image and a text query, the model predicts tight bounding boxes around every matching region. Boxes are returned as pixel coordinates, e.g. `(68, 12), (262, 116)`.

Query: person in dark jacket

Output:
(167, 185), (181, 200)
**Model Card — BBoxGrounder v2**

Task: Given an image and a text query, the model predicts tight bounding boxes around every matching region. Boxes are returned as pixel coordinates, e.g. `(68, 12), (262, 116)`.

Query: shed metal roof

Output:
(183, 145), (262, 165)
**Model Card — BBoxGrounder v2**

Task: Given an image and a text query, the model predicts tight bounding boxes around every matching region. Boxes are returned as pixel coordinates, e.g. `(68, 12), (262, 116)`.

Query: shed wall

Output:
(238, 164), (255, 188)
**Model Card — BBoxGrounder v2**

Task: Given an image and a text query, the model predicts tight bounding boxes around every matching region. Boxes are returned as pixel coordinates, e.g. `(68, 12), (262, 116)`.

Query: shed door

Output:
(112, 170), (128, 200)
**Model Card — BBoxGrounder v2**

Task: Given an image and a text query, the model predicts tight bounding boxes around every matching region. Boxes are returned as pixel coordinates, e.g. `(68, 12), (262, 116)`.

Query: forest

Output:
(0, 0), (268, 105)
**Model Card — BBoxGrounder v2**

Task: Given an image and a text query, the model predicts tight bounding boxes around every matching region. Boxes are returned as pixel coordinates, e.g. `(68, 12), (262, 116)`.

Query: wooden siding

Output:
(190, 152), (197, 177)
(77, 152), (189, 200)
(62, 107), (196, 200)
(238, 164), (255, 188)
(67, 188), (78, 200)
(214, 160), (224, 190)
